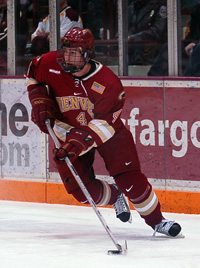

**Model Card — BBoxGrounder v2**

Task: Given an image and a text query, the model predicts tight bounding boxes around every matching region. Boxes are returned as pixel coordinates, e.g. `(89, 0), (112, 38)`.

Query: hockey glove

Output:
(56, 128), (94, 162)
(29, 85), (60, 134)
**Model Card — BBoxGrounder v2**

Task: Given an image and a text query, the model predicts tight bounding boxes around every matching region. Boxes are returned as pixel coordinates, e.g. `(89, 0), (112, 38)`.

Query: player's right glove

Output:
(28, 85), (60, 134)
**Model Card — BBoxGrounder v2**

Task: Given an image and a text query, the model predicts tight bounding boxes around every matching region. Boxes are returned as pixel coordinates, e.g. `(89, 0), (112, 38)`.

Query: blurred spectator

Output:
(31, 0), (83, 55)
(183, 1), (200, 76)
(148, 2), (200, 76)
(128, 0), (167, 65)
(0, 0), (28, 75)
(0, 0), (7, 74)
(184, 43), (200, 76)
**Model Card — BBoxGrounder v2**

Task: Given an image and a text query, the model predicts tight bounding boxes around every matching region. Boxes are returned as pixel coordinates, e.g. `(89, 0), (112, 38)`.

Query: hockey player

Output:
(26, 27), (182, 237)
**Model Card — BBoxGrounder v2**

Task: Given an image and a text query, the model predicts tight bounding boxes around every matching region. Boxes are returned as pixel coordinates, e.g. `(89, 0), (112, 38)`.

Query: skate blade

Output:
(128, 214), (132, 224)
(176, 232), (185, 238)
(153, 232), (185, 239)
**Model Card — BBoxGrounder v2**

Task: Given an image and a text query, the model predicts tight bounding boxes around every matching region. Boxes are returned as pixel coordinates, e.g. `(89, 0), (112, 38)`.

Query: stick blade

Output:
(107, 240), (128, 255)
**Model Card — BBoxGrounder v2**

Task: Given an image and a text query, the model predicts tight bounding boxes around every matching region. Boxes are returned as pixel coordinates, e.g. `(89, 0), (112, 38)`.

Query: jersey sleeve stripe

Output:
(88, 119), (115, 144)
(53, 120), (73, 142)
(26, 78), (39, 87)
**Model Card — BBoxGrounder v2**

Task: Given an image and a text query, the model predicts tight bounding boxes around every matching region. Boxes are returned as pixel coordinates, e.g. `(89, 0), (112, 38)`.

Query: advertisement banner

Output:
(165, 82), (200, 182)
(1, 78), (199, 189)
(0, 79), (46, 179)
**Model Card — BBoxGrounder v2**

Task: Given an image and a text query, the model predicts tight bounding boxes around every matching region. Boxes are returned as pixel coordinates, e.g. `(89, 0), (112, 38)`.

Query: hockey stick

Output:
(45, 119), (127, 255)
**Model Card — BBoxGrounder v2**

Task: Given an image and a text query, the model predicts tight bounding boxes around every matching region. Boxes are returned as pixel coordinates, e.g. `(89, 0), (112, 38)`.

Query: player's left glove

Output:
(55, 128), (94, 162)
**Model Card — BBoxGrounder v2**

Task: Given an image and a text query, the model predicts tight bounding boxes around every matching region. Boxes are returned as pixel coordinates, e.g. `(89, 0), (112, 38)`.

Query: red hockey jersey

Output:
(26, 51), (125, 147)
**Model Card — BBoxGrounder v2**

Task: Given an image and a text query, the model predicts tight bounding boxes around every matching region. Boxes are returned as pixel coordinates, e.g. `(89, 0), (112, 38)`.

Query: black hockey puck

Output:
(107, 250), (122, 255)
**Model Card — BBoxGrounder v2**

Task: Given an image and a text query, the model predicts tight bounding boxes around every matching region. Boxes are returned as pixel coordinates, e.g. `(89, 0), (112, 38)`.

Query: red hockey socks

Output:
(115, 170), (163, 227)
(71, 179), (118, 206)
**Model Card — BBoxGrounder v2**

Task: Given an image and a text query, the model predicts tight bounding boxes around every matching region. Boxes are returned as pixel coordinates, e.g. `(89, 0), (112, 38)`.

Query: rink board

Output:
(0, 77), (199, 213)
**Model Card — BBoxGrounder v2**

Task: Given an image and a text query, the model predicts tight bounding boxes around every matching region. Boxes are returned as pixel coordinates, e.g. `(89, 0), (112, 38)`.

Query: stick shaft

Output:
(45, 119), (122, 251)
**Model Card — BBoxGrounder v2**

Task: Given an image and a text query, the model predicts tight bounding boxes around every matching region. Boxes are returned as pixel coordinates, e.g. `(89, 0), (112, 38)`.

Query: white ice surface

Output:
(0, 201), (199, 268)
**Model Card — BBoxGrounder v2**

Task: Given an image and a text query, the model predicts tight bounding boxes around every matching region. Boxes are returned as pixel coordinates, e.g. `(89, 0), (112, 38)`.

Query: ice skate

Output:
(113, 191), (132, 223)
(153, 219), (182, 237)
